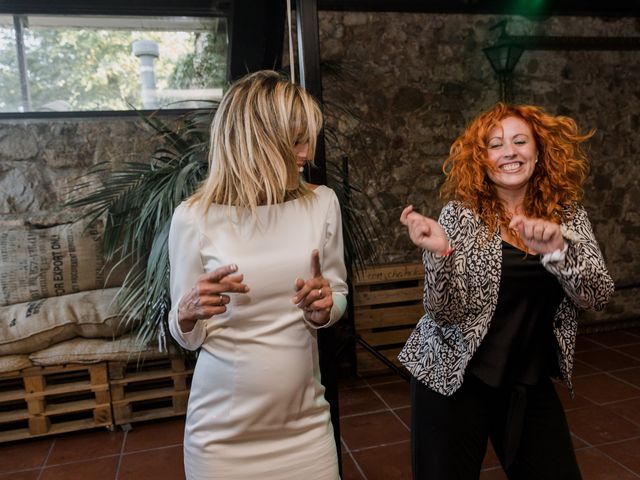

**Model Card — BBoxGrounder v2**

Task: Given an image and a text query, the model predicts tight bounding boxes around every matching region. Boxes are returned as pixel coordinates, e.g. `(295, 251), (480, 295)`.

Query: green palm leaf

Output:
(67, 107), (214, 349)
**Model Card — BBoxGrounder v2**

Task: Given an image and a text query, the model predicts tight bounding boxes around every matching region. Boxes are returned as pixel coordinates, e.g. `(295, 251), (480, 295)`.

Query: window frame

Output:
(0, 0), (230, 119)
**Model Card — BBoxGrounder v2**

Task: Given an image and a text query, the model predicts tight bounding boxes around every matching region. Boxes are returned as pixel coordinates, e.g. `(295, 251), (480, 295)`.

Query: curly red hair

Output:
(441, 102), (594, 236)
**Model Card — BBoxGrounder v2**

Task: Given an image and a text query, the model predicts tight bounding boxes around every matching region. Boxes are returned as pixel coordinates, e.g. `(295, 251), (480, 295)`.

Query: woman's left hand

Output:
(292, 249), (333, 325)
(509, 215), (565, 254)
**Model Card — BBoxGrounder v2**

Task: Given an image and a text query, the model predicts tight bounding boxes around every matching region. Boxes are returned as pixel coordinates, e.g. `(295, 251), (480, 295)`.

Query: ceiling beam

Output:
(317, 0), (640, 17)
(0, 0), (229, 16)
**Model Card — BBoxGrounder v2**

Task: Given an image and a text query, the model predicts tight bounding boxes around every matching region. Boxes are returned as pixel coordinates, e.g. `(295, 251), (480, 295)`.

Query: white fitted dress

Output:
(168, 186), (347, 480)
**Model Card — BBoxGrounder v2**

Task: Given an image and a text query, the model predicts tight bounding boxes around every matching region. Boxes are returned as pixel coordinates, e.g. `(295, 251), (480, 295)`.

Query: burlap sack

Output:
(0, 354), (32, 374)
(0, 216), (126, 306)
(29, 335), (166, 366)
(0, 288), (129, 355)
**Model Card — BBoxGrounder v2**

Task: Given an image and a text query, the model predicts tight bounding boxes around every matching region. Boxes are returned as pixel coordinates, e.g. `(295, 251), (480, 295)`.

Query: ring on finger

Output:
(219, 296), (224, 306)
(317, 288), (323, 298)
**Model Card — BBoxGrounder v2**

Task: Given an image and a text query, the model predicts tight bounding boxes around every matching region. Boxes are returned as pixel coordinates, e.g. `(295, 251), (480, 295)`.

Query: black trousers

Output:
(410, 375), (582, 480)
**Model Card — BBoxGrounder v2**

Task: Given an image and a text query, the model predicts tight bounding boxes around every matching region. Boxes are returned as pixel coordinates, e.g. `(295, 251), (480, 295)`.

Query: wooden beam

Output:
(316, 0), (640, 16)
(0, 0), (229, 16)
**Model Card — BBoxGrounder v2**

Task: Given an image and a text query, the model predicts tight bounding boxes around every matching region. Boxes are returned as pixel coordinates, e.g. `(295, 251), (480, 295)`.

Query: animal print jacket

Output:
(398, 201), (614, 396)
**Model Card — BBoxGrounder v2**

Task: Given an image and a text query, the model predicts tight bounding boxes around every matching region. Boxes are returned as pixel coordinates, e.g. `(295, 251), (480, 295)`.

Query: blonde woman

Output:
(168, 70), (347, 480)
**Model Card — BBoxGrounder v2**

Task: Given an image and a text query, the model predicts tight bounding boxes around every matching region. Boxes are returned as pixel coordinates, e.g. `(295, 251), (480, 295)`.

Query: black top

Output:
(468, 241), (564, 387)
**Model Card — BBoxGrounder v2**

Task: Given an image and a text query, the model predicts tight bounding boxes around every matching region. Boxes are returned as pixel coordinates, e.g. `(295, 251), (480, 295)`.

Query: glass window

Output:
(0, 14), (227, 113)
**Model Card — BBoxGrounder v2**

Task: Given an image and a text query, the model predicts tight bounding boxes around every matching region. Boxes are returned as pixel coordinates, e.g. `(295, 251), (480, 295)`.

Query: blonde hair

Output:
(189, 70), (323, 216)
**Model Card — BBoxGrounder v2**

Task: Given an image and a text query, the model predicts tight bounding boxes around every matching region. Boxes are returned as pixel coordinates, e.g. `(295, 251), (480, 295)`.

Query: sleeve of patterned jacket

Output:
(543, 203), (614, 311)
(421, 201), (476, 325)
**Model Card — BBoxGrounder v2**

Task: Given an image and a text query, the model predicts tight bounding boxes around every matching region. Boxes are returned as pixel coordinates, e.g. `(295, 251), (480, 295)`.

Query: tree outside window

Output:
(0, 15), (228, 113)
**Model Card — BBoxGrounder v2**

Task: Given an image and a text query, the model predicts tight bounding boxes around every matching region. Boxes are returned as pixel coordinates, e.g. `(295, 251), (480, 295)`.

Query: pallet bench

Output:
(0, 355), (193, 443)
(0, 363), (112, 443)
(109, 356), (192, 426)
(352, 262), (424, 376)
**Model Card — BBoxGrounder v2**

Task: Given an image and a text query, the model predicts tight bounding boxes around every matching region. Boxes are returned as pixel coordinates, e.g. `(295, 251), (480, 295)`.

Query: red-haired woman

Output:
(399, 103), (614, 479)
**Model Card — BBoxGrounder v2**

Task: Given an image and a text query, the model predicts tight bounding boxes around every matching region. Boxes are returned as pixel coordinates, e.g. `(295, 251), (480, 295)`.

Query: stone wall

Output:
(1, 12), (638, 326)
(319, 12), (640, 327)
(0, 117), (160, 225)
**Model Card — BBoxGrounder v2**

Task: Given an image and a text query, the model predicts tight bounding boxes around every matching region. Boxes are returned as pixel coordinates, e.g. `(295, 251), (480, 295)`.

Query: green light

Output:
(513, 0), (547, 16)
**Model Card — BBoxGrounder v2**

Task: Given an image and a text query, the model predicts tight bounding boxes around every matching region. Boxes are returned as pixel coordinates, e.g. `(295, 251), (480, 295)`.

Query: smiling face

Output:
(485, 116), (538, 203)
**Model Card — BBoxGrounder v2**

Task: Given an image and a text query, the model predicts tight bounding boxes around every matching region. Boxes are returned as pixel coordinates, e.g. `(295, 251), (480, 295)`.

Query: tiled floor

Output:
(2, 328), (640, 479)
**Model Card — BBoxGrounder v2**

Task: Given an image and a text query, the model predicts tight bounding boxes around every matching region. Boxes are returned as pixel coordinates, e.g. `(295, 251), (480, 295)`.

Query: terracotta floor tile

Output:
(575, 447), (639, 480)
(371, 380), (411, 408)
(39, 456), (118, 480)
(482, 441), (501, 469)
(351, 441), (411, 480)
(575, 336), (603, 352)
(572, 433), (589, 449)
(586, 331), (640, 347)
(605, 398), (640, 427)
(393, 406), (411, 428)
(572, 373), (640, 405)
(7, 327), (640, 480)
(340, 411), (409, 451)
(566, 405), (640, 445)
(118, 445), (185, 480)
(598, 438), (640, 475)
(610, 367), (640, 388)
(625, 328), (640, 339)
(46, 428), (125, 465)
(0, 470), (40, 480)
(479, 467), (508, 480)
(338, 376), (369, 389)
(123, 417), (185, 453)
(554, 382), (594, 411)
(364, 373), (406, 386)
(575, 349), (640, 372)
(340, 435), (351, 453)
(341, 452), (365, 480)
(617, 345), (640, 361)
(339, 385), (386, 416)
(0, 438), (52, 472)
(573, 358), (600, 377)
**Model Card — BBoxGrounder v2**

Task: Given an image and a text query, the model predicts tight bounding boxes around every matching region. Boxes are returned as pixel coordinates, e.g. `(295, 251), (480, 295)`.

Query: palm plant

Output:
(68, 99), (377, 350)
(67, 108), (214, 349)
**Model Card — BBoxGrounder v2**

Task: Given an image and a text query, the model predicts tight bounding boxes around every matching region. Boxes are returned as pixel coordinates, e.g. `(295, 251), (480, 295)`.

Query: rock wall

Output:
(319, 12), (640, 327)
(1, 12), (638, 326)
(0, 117), (160, 225)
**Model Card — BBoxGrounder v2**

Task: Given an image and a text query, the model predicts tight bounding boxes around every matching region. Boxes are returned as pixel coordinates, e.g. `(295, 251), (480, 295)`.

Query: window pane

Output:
(0, 15), (227, 113)
(0, 24), (21, 112)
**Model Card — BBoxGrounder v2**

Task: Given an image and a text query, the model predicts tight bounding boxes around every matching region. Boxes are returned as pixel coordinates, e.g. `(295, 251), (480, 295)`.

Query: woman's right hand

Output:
(177, 264), (249, 333)
(400, 205), (450, 255)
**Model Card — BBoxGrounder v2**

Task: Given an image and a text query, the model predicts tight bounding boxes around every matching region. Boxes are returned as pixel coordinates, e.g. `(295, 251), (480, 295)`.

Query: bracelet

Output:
(439, 244), (454, 257)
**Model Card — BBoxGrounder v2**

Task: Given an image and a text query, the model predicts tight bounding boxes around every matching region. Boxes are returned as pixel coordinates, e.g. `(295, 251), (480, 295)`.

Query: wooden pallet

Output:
(353, 263), (424, 376)
(0, 363), (112, 443)
(108, 356), (193, 426)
